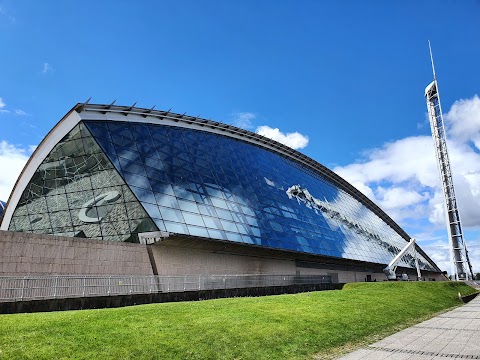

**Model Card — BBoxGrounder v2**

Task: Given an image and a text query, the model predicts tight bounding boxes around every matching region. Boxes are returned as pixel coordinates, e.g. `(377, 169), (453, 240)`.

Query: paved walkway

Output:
(338, 295), (480, 359)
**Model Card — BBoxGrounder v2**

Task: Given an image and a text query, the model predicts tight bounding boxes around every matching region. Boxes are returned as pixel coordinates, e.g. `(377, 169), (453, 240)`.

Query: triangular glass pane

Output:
(9, 122), (158, 242)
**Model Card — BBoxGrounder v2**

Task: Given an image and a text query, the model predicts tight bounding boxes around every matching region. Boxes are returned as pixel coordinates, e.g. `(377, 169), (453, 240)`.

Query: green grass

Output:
(0, 282), (476, 360)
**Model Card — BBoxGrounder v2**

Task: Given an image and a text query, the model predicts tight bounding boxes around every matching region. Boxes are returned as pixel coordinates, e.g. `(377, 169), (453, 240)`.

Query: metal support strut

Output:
(383, 238), (422, 281)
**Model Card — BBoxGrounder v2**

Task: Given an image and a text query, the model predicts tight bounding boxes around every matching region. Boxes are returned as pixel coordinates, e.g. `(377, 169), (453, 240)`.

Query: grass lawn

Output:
(0, 282), (476, 360)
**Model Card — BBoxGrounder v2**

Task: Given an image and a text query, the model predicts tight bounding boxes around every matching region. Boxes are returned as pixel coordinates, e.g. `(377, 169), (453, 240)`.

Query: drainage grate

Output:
(369, 346), (480, 359)
(414, 325), (479, 332)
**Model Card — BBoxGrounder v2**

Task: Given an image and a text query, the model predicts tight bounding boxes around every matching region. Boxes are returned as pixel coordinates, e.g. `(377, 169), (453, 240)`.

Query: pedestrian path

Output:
(338, 295), (480, 359)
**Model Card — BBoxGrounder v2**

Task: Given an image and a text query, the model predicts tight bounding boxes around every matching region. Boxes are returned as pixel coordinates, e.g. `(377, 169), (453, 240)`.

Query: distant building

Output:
(0, 103), (443, 282)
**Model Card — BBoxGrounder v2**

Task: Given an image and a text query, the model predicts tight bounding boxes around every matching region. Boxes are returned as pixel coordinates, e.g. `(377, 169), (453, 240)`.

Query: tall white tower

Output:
(424, 42), (474, 280)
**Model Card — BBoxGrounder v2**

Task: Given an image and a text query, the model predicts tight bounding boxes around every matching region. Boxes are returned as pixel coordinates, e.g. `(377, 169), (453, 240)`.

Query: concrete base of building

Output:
(0, 230), (445, 283)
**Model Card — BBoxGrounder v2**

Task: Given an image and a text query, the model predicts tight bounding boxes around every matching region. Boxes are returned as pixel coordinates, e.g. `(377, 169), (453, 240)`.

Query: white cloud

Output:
(256, 125), (309, 150)
(230, 112), (309, 150)
(333, 136), (442, 226)
(231, 112), (256, 130)
(14, 109), (27, 116)
(0, 141), (34, 201)
(0, 6), (15, 23)
(420, 240), (451, 274)
(0, 98), (27, 116)
(42, 63), (53, 74)
(0, 98), (9, 113)
(376, 187), (427, 211)
(420, 235), (480, 277)
(333, 95), (480, 273)
(444, 95), (480, 146)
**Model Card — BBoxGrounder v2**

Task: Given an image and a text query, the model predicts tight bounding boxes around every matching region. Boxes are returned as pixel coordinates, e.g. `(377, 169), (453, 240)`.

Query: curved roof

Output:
(0, 102), (441, 271)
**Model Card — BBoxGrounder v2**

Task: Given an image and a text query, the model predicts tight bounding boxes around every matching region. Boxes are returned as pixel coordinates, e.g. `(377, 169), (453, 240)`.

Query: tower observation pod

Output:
(425, 42), (474, 281)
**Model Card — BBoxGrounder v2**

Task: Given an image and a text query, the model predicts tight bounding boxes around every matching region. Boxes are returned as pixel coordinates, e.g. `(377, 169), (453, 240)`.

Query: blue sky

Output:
(1, 1), (480, 274)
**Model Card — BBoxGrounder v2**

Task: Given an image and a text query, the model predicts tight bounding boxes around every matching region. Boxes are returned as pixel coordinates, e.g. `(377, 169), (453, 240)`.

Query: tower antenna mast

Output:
(424, 41), (474, 280)
(429, 40), (436, 80)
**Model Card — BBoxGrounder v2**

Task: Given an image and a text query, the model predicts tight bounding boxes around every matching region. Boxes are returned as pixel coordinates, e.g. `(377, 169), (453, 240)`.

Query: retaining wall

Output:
(0, 231), (153, 275)
(0, 282), (338, 314)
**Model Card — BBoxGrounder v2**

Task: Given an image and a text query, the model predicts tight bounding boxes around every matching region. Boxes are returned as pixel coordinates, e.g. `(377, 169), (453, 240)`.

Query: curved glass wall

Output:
(8, 123), (157, 241)
(82, 120), (436, 271)
(0, 201), (5, 218)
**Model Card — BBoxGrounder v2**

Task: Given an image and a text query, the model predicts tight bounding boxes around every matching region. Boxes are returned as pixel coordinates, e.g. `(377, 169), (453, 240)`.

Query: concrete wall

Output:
(0, 231), (445, 282)
(298, 267), (382, 283)
(0, 231), (153, 276)
(149, 244), (397, 282)
(149, 244), (296, 276)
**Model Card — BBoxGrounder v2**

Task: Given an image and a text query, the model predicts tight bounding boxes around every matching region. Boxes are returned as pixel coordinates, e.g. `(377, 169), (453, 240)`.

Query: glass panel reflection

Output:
(84, 120), (437, 271)
(9, 123), (158, 242)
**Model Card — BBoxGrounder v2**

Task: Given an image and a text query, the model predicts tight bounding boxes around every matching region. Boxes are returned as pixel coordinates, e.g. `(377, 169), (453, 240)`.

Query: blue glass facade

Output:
(85, 120), (435, 271)
(7, 116), (438, 272)
(0, 201), (5, 218)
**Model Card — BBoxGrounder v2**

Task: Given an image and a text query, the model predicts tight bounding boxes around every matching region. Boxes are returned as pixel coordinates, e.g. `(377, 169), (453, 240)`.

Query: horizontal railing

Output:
(0, 274), (331, 302)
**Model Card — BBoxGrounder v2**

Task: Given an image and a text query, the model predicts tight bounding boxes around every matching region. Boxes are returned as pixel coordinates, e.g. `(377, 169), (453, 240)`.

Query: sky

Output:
(1, 0), (480, 275)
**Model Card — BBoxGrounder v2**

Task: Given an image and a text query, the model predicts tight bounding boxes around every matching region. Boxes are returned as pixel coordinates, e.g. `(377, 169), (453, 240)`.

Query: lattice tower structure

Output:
(425, 68), (474, 281)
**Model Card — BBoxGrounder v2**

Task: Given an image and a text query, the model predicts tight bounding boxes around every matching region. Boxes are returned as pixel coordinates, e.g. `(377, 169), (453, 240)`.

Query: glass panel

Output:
(29, 213), (51, 230)
(142, 202), (161, 220)
(207, 228), (226, 240)
(173, 186), (196, 201)
(178, 200), (199, 213)
(220, 220), (238, 233)
(215, 208), (234, 221)
(100, 221), (131, 237)
(8, 123), (158, 242)
(12, 215), (32, 231)
(125, 201), (148, 220)
(198, 204), (217, 217)
(27, 197), (48, 213)
(201, 216), (223, 230)
(182, 212), (205, 227)
(155, 194), (179, 209)
(130, 186), (156, 204)
(123, 174), (151, 190)
(159, 207), (184, 223)
(164, 221), (188, 234)
(46, 193), (69, 212)
(115, 147), (141, 162)
(66, 190), (95, 209)
(187, 225), (209, 237)
(225, 232), (242, 242)
(211, 197), (228, 209)
(119, 158), (147, 177)
(128, 218), (157, 235)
